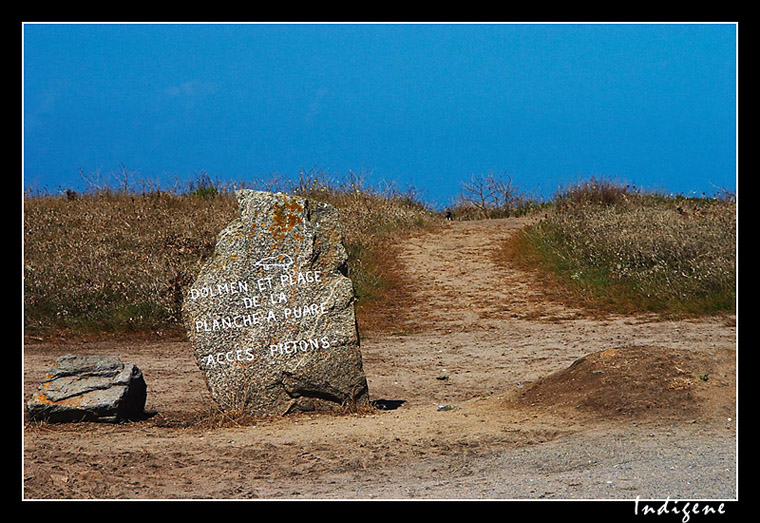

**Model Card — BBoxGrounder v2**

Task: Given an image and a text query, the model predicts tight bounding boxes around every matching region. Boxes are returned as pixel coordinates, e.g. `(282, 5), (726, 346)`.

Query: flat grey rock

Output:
(26, 355), (147, 422)
(182, 190), (369, 416)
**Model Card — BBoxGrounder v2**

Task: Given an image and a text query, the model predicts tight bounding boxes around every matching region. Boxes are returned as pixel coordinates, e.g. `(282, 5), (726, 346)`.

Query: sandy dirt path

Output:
(23, 218), (737, 500)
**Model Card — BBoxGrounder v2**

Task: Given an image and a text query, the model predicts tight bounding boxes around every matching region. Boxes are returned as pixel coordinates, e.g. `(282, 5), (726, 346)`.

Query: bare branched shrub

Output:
(459, 173), (500, 218)
(453, 172), (542, 220)
(79, 164), (142, 195)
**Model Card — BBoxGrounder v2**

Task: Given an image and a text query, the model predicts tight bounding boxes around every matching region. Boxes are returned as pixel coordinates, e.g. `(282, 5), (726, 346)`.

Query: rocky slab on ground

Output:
(26, 355), (147, 422)
(182, 189), (369, 416)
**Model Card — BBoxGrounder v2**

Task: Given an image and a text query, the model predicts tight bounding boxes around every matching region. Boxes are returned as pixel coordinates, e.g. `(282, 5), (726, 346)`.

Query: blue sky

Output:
(23, 22), (737, 207)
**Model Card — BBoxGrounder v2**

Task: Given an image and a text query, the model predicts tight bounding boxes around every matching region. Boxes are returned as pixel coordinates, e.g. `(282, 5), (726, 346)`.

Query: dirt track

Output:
(22, 217), (737, 500)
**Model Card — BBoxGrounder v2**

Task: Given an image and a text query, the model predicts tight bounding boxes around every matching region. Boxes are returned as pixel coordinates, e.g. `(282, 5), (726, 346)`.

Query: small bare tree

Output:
(459, 172), (522, 219)
(79, 164), (140, 194)
(460, 172), (499, 218)
(79, 167), (106, 193)
(116, 163), (139, 193)
(490, 175), (521, 215)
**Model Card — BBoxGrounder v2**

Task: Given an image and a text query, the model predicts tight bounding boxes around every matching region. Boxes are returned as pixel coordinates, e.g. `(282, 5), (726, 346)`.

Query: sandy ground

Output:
(22, 217), (738, 501)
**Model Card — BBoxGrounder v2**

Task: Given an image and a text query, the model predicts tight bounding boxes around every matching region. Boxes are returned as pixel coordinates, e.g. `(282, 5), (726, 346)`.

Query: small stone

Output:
(26, 355), (147, 423)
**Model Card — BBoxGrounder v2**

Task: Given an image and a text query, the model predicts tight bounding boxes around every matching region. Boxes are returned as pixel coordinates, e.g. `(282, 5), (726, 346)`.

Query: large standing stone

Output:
(182, 190), (369, 416)
(26, 355), (148, 422)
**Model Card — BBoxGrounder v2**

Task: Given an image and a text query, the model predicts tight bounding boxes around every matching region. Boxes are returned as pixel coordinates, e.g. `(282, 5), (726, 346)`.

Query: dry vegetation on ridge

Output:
(23, 171), (440, 339)
(501, 178), (737, 317)
(23, 172), (736, 339)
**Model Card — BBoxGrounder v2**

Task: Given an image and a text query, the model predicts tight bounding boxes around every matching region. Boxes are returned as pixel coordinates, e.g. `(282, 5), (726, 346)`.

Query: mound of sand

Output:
(516, 346), (735, 420)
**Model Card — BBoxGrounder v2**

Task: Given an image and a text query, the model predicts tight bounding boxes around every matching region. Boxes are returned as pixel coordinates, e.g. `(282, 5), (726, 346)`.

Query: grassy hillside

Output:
(501, 179), (736, 317)
(23, 172), (736, 339)
(23, 173), (439, 338)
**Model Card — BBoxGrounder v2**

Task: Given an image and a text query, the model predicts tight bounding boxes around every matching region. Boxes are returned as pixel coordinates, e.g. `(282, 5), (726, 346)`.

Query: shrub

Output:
(554, 176), (633, 208)
(451, 172), (544, 220)
(187, 171), (221, 199)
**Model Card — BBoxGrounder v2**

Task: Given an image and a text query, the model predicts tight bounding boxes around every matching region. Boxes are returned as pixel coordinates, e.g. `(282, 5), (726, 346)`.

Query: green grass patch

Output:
(505, 183), (736, 317)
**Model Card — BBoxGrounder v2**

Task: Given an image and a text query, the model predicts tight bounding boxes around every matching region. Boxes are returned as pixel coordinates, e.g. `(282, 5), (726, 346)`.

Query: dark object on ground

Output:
(371, 399), (406, 411)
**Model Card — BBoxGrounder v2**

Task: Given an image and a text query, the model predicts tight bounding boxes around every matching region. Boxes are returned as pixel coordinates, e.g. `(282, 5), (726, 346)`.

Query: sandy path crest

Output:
(395, 217), (576, 333)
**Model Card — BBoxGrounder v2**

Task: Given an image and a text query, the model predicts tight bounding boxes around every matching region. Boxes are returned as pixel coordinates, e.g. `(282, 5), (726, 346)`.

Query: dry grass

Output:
(24, 192), (237, 337)
(503, 181), (736, 317)
(23, 172), (439, 339)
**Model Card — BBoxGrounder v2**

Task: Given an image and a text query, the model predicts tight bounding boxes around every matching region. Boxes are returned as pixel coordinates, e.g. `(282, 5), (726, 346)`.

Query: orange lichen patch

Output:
(283, 196), (303, 213)
(31, 391), (53, 404)
(233, 360), (256, 370)
(30, 391), (85, 407)
(269, 198), (304, 242)
(58, 395), (85, 407)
